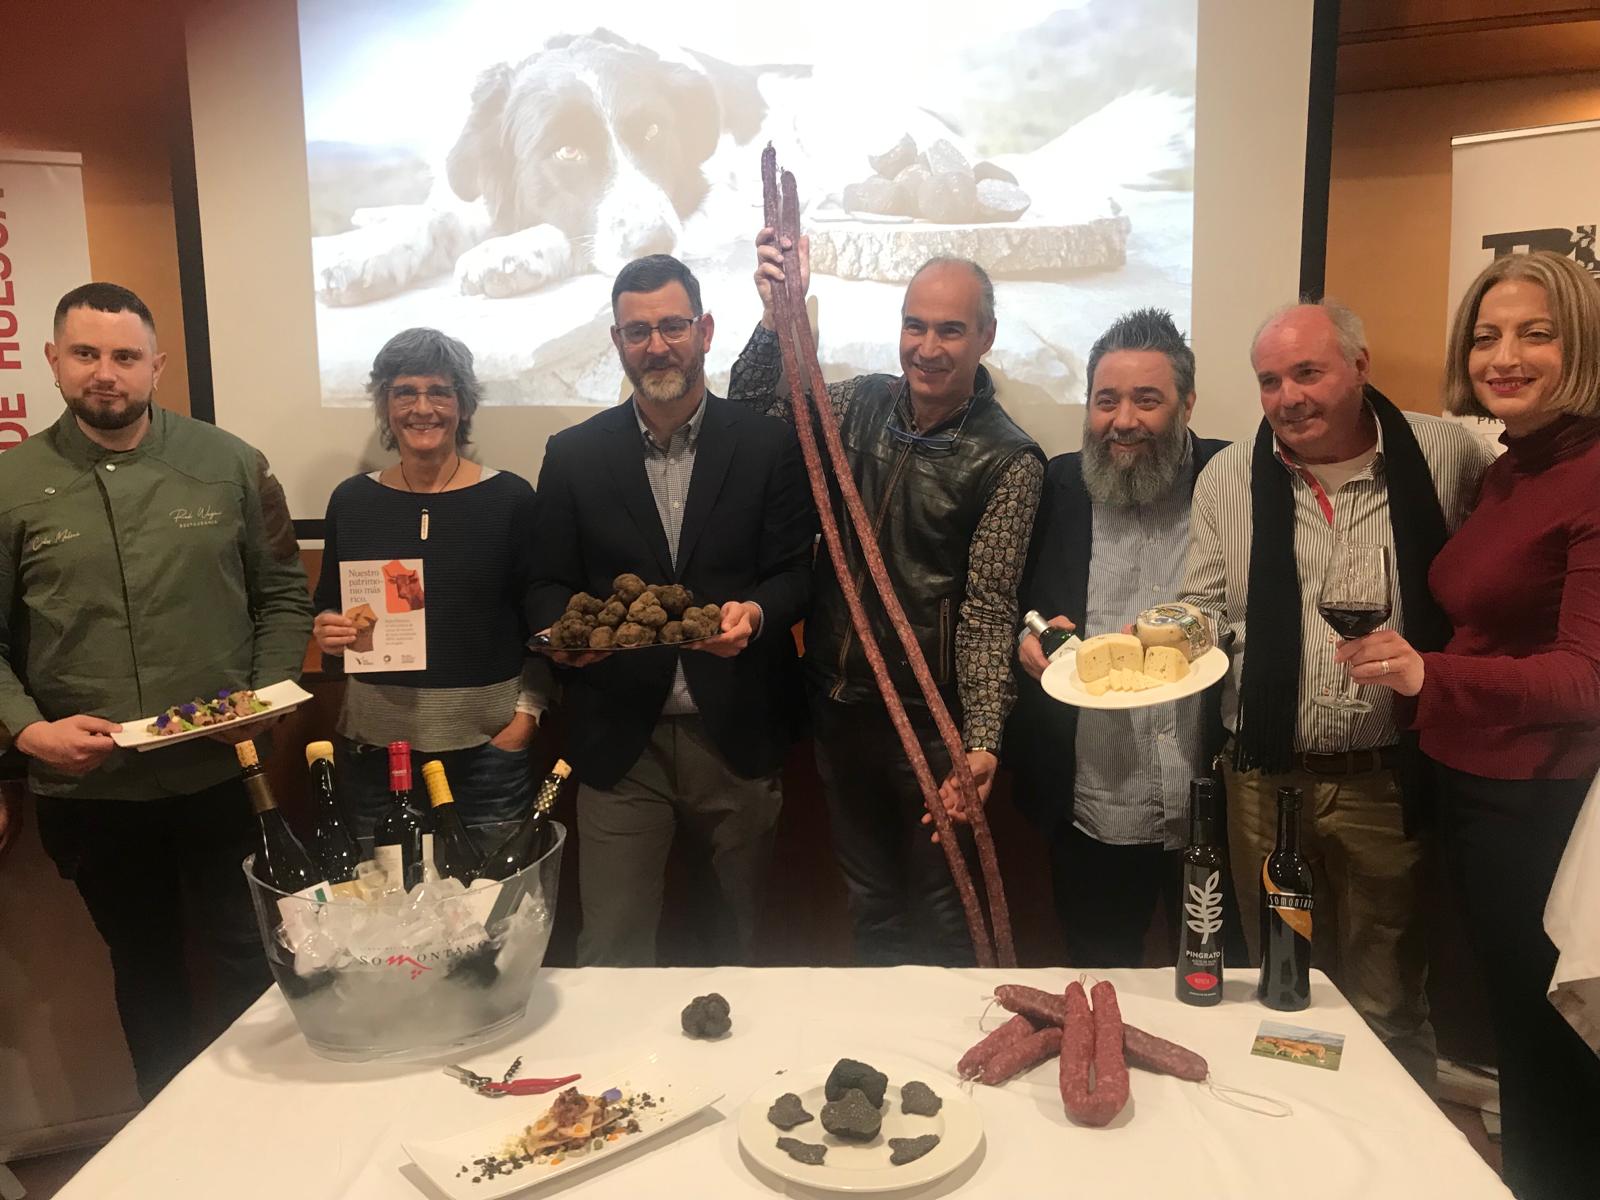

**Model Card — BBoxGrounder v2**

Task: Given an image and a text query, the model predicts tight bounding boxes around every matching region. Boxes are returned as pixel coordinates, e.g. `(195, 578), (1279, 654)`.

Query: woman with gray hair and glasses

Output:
(311, 327), (549, 835)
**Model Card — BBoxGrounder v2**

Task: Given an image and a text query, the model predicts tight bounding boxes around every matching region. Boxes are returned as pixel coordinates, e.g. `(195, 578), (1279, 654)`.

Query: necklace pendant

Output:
(420, 508), (430, 541)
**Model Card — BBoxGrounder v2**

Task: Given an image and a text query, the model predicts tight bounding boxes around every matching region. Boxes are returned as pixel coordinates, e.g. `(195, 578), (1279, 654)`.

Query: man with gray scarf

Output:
(1006, 309), (1233, 966)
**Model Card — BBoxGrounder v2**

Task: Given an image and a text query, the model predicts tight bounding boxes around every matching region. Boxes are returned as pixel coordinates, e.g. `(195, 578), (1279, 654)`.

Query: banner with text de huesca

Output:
(0, 150), (92, 452)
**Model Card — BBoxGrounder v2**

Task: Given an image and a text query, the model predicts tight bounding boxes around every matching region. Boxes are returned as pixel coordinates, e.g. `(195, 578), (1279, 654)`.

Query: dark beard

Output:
(67, 391), (152, 432)
(1081, 414), (1190, 507)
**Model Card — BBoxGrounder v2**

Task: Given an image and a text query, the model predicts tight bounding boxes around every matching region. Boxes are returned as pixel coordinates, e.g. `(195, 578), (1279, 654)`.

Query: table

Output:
(53, 967), (1510, 1199)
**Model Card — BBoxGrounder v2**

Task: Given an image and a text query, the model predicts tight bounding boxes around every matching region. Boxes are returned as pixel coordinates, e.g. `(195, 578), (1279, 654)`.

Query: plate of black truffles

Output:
(737, 1056), (982, 1192)
(532, 575), (725, 654)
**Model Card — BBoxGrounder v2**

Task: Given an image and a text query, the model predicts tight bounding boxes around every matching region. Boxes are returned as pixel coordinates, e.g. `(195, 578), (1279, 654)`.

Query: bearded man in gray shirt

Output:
(1008, 309), (1234, 967)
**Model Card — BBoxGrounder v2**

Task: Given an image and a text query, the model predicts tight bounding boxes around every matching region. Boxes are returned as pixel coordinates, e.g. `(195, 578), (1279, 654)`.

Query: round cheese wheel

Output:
(1135, 602), (1211, 662)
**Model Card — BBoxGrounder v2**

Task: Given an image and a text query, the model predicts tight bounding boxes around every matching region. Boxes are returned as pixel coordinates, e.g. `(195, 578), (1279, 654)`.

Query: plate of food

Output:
(532, 574), (724, 654)
(1041, 602), (1229, 711)
(109, 680), (312, 751)
(403, 1056), (722, 1199)
(737, 1056), (983, 1194)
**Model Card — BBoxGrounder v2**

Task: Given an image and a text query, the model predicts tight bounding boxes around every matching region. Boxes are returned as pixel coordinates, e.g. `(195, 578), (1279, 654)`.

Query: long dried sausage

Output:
(1076, 981), (1130, 1127)
(977, 1026), (1062, 1085)
(1123, 1024), (1209, 1082)
(1058, 982), (1096, 1122)
(994, 984), (1068, 1026)
(957, 1013), (1037, 1080)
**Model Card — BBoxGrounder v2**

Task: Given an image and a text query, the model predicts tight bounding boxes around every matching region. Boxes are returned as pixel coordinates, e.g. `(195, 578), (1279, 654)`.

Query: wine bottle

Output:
(481, 759), (571, 881)
(1257, 786), (1314, 1011)
(237, 739), (329, 903)
(374, 740), (427, 892)
(422, 759), (485, 885)
(1023, 610), (1077, 664)
(305, 740), (360, 888)
(1176, 778), (1225, 1006)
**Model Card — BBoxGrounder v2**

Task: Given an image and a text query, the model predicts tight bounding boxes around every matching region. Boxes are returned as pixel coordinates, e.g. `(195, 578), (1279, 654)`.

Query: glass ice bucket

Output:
(243, 821), (564, 1062)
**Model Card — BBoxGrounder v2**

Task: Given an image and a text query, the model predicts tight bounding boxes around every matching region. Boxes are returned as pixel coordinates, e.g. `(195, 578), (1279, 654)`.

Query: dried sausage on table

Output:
(1078, 980), (1130, 1126)
(1123, 1024), (1209, 1082)
(977, 1026), (1063, 1086)
(957, 1012), (1037, 1080)
(1058, 982), (1096, 1122)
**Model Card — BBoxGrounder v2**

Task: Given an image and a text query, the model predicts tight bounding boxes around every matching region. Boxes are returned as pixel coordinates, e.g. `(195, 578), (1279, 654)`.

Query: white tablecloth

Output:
(1547, 769), (1600, 1054)
(53, 967), (1509, 1199)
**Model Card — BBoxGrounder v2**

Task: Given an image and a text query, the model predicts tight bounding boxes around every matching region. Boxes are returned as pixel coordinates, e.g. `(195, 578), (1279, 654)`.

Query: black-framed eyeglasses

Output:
(388, 384), (458, 408)
(616, 316), (699, 347)
(886, 400), (972, 455)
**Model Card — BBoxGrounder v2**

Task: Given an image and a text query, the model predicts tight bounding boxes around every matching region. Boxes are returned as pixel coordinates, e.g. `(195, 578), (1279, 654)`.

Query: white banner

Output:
(1449, 120), (1600, 448)
(0, 150), (92, 452)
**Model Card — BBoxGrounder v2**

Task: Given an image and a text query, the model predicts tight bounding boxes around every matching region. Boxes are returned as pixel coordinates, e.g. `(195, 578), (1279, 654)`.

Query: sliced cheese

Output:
(1077, 633), (1143, 683)
(1143, 644), (1190, 682)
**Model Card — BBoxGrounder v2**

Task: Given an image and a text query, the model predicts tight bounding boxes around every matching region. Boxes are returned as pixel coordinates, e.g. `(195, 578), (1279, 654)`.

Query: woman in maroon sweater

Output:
(1339, 251), (1600, 1200)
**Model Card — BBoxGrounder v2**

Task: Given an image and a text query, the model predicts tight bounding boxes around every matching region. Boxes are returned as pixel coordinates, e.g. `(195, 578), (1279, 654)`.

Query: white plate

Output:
(109, 680), (313, 751)
(1041, 645), (1229, 710)
(403, 1055), (722, 1199)
(737, 1058), (982, 1194)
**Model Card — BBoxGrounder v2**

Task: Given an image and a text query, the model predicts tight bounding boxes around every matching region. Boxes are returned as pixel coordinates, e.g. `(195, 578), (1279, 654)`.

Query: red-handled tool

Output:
(443, 1064), (581, 1098)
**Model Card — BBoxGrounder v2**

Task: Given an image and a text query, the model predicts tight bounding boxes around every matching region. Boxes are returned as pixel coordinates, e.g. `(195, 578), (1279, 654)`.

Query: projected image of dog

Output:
(313, 29), (765, 305)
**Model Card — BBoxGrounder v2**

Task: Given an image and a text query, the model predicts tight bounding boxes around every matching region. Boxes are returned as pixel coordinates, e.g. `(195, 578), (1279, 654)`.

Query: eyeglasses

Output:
(388, 385), (458, 408)
(886, 400), (972, 456)
(616, 316), (699, 347)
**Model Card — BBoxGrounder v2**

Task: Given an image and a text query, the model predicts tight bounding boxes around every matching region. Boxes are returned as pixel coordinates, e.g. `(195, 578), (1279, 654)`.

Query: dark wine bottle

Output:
(237, 739), (329, 901)
(481, 759), (571, 881)
(1022, 609), (1077, 664)
(374, 740), (427, 892)
(304, 740), (360, 888)
(1257, 786), (1314, 1011)
(422, 759), (485, 885)
(1176, 778), (1225, 1006)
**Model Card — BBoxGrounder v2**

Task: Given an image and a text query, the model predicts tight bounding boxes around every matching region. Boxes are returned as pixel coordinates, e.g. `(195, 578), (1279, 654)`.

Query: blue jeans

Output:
(335, 736), (534, 841)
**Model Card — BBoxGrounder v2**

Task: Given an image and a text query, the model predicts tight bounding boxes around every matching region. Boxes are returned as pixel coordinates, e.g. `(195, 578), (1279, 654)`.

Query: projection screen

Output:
(187, 0), (1318, 523)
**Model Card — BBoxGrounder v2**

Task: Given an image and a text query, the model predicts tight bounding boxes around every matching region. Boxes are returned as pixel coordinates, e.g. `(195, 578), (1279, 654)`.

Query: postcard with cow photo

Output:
(340, 558), (427, 673)
(1251, 1021), (1346, 1072)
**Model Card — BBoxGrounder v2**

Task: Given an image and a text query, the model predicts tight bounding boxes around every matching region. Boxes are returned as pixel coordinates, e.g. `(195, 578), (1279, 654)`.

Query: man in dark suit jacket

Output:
(530, 255), (814, 966)
(1005, 309), (1242, 969)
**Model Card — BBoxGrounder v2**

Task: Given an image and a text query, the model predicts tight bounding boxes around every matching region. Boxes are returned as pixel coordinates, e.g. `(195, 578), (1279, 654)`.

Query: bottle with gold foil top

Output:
(422, 760), (486, 885)
(481, 760), (570, 881)
(238, 739), (330, 904)
(1257, 786), (1314, 1011)
(305, 740), (361, 892)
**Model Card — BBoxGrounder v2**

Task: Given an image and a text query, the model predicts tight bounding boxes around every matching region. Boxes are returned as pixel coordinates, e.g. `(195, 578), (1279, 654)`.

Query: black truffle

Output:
(775, 1137), (827, 1166)
(819, 1088), (881, 1141)
(767, 1092), (813, 1130)
(680, 992), (732, 1038)
(888, 1134), (941, 1165)
(900, 1081), (943, 1116)
(824, 1058), (888, 1108)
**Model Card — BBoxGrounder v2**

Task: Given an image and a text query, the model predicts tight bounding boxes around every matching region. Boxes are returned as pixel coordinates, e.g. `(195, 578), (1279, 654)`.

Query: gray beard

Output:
(626, 356), (703, 406)
(1081, 417), (1190, 507)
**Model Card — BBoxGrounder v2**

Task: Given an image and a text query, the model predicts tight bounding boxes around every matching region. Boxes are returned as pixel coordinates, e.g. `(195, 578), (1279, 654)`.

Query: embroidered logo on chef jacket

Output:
(170, 505), (224, 529)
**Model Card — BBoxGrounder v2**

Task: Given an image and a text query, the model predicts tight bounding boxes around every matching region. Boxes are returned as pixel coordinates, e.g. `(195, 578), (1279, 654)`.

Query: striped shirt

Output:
(636, 396), (707, 716)
(1074, 442), (1210, 849)
(1181, 409), (1494, 752)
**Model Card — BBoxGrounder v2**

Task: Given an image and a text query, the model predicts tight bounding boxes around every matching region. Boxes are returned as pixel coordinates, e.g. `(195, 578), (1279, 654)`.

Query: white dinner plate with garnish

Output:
(403, 1055), (721, 1199)
(109, 679), (313, 751)
(737, 1057), (982, 1193)
(1041, 646), (1229, 711)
